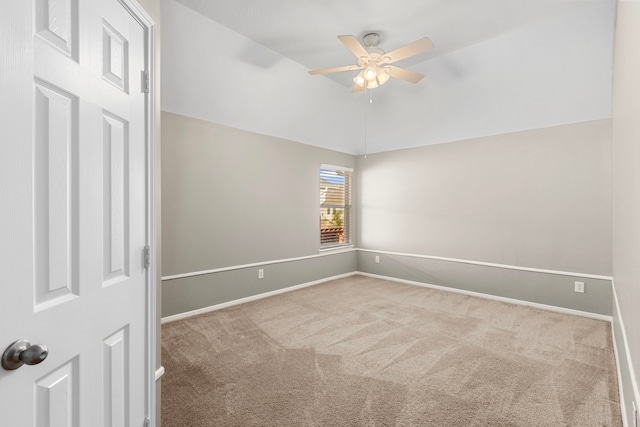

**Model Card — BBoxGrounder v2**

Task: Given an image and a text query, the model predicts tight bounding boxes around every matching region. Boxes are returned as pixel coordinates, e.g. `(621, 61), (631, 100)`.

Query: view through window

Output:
(320, 165), (352, 247)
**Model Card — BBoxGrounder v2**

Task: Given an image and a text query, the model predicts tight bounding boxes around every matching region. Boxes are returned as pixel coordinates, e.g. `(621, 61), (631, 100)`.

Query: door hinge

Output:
(142, 70), (150, 94)
(144, 245), (151, 269)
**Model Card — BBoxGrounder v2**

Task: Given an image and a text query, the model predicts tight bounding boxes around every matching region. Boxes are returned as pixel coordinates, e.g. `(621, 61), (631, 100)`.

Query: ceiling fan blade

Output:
(352, 84), (365, 93)
(385, 65), (425, 83)
(309, 64), (362, 75)
(338, 35), (369, 59)
(384, 37), (434, 63)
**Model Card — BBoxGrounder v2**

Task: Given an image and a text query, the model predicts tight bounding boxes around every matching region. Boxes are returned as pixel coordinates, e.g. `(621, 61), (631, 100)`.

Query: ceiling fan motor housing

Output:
(363, 32), (381, 47)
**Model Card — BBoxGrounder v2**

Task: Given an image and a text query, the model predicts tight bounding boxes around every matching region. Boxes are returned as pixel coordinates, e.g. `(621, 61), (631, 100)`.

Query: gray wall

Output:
(162, 114), (613, 319)
(612, 1), (640, 425)
(163, 251), (356, 318)
(358, 251), (612, 315)
(357, 120), (612, 276)
(161, 112), (357, 316)
(162, 112), (355, 276)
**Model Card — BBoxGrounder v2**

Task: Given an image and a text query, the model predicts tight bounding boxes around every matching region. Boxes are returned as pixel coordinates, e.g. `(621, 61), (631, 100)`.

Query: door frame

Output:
(116, 0), (158, 425)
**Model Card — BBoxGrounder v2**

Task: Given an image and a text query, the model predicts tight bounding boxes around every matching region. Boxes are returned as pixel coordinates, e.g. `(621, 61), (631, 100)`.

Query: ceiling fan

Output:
(309, 33), (434, 92)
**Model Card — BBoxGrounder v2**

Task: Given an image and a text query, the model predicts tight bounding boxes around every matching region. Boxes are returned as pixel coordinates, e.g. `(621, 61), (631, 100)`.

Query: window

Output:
(320, 164), (352, 248)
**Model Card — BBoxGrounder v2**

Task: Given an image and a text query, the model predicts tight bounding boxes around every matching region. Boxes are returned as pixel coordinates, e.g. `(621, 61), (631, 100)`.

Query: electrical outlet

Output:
(258, 269), (264, 279)
(574, 281), (585, 293)
(375, 255), (380, 264)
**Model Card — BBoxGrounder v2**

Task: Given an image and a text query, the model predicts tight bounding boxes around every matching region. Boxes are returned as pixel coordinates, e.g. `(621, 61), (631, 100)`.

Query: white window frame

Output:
(319, 164), (353, 250)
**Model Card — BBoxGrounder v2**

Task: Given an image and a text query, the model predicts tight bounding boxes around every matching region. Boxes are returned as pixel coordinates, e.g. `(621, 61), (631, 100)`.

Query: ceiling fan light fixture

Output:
(377, 68), (390, 85)
(366, 79), (379, 89)
(353, 70), (366, 87)
(364, 65), (377, 81)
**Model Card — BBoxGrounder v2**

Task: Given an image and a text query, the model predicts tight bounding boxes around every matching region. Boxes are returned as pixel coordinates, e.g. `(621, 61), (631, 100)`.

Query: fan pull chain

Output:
(363, 88), (374, 158)
(363, 88), (368, 158)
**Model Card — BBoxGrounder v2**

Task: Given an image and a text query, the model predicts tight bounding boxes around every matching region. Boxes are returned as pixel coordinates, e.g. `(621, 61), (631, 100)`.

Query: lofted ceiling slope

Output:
(162, 0), (616, 155)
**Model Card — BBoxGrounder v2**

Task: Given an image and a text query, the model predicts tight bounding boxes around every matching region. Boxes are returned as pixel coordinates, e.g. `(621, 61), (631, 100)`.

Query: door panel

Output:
(35, 358), (78, 427)
(102, 21), (129, 92)
(34, 80), (80, 310)
(103, 327), (129, 426)
(103, 112), (130, 286)
(0, 0), (149, 425)
(35, 0), (78, 60)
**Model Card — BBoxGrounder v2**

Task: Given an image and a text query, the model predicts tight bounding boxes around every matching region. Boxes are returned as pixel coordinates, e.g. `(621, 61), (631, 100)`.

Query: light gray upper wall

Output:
(357, 120), (612, 276)
(161, 0), (615, 155)
(161, 0), (362, 154)
(612, 0), (640, 410)
(161, 112), (356, 277)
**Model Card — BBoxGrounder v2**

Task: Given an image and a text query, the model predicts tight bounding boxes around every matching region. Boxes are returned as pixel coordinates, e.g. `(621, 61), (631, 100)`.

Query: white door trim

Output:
(115, 0), (157, 425)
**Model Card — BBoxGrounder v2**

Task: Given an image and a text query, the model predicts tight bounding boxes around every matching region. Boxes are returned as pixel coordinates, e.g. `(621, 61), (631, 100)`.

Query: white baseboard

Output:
(357, 271), (612, 322)
(155, 366), (165, 381)
(162, 270), (612, 324)
(612, 281), (639, 427)
(611, 319), (628, 427)
(161, 272), (358, 324)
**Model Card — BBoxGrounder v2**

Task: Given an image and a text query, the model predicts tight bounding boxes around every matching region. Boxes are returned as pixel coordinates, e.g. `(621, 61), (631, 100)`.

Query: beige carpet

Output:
(161, 275), (622, 426)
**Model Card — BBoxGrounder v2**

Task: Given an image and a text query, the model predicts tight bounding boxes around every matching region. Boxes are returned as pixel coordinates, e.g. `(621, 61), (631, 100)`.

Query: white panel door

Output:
(0, 0), (150, 426)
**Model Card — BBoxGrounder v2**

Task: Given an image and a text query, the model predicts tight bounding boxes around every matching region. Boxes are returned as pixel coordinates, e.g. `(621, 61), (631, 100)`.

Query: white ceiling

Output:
(162, 0), (616, 155)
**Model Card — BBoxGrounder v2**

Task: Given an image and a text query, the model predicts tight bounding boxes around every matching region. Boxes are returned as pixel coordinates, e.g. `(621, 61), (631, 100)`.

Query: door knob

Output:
(2, 340), (48, 370)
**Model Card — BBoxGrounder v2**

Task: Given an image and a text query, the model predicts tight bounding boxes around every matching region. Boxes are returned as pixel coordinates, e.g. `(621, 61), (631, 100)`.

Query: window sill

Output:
(319, 245), (354, 254)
